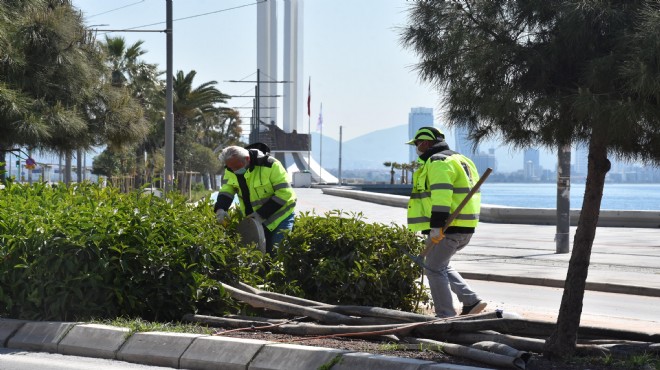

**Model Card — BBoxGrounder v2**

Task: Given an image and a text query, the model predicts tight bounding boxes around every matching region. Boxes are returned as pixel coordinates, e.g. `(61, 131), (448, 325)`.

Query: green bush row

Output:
(267, 211), (429, 312)
(0, 183), (428, 322)
(0, 182), (242, 321)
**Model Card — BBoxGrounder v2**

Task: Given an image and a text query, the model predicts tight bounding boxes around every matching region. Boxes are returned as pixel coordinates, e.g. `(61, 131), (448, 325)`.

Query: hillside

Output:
(310, 125), (410, 170)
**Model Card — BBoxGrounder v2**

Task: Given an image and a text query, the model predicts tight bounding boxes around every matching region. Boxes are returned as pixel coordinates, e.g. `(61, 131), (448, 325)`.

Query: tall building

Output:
(455, 126), (496, 174)
(408, 107), (434, 162)
(472, 148), (498, 176)
(454, 126), (478, 157)
(573, 143), (588, 176)
(523, 148), (540, 180)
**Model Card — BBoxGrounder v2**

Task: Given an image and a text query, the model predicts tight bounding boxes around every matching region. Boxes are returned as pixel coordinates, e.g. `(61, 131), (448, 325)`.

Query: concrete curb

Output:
(180, 336), (270, 370)
(461, 272), (660, 298)
(0, 319), (493, 370)
(117, 331), (203, 368)
(6, 321), (76, 353)
(58, 323), (129, 359)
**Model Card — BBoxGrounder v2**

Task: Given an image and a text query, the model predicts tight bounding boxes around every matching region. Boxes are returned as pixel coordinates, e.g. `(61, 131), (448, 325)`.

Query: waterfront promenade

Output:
(296, 187), (660, 298)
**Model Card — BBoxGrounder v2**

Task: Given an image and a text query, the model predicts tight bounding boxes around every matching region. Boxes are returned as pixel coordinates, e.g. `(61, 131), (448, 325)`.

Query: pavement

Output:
(0, 186), (658, 370)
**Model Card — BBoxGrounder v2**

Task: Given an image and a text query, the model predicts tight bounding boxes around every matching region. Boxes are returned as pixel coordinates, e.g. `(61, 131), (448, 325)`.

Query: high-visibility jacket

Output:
(407, 146), (480, 233)
(214, 149), (296, 231)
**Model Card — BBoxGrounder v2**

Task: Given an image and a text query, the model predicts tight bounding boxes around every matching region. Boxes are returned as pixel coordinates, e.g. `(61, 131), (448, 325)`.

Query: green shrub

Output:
(267, 211), (429, 312)
(0, 182), (242, 321)
(0, 184), (429, 322)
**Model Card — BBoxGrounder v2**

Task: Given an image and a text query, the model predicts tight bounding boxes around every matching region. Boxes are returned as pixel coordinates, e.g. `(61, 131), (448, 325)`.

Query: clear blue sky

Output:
(73, 0), (440, 142)
(71, 0), (571, 172)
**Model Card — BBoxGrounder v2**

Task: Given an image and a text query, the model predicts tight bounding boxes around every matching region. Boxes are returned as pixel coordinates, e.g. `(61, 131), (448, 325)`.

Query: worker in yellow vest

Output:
(214, 145), (296, 255)
(406, 127), (487, 318)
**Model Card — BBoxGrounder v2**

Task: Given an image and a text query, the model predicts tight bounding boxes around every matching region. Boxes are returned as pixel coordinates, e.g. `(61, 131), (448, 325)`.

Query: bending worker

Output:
(406, 127), (487, 318)
(214, 145), (296, 255)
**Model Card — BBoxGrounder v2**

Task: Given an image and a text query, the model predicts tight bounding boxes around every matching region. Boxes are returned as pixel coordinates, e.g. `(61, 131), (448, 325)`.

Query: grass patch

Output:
(378, 342), (408, 351)
(92, 317), (215, 336)
(570, 352), (659, 370)
(318, 354), (343, 370)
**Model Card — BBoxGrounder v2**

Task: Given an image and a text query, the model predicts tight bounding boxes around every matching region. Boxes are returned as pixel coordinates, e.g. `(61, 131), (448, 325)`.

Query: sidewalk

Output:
(297, 187), (660, 298)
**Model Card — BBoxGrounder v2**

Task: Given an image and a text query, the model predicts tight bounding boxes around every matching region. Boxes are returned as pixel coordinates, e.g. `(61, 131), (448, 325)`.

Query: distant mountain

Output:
(310, 125), (409, 170)
(310, 124), (558, 173)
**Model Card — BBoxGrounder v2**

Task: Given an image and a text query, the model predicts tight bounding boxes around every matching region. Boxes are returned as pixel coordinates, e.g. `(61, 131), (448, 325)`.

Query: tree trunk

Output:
(135, 146), (144, 188)
(65, 150), (73, 185)
(0, 148), (6, 183)
(76, 149), (83, 183)
(210, 173), (217, 190)
(556, 144), (571, 253)
(203, 173), (210, 190)
(544, 138), (610, 358)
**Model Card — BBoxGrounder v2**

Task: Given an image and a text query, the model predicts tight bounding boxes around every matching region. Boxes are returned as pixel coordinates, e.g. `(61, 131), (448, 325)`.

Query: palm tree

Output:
(104, 36), (147, 88)
(0, 0), (95, 183)
(0, 1), (47, 179)
(0, 1), (151, 185)
(383, 161), (396, 184)
(99, 36), (163, 187)
(171, 70), (231, 189)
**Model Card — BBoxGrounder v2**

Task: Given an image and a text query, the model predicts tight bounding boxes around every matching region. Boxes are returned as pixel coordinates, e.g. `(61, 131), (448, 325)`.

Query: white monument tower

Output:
(256, 0), (277, 127)
(255, 0), (337, 183)
(282, 0), (303, 133)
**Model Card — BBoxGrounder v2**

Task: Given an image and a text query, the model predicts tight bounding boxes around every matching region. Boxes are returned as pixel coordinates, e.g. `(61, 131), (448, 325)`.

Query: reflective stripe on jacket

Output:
(216, 150), (296, 231)
(407, 149), (480, 233)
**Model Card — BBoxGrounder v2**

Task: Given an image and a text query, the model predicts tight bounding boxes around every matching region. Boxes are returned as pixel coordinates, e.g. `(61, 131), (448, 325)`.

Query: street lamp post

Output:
(164, 0), (174, 192)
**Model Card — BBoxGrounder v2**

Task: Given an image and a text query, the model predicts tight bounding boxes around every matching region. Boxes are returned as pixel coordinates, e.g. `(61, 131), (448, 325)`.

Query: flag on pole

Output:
(307, 77), (311, 117)
(316, 103), (323, 131)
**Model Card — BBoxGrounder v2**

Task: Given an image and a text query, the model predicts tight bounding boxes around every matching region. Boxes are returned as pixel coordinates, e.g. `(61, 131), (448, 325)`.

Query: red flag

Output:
(307, 77), (311, 117)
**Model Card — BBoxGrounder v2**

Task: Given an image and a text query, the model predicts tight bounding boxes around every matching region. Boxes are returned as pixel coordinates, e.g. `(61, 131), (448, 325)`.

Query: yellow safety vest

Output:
(407, 150), (480, 232)
(217, 151), (296, 231)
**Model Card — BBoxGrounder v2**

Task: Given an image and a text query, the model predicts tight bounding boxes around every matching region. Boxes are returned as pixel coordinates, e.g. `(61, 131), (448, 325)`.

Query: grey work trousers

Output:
(425, 233), (480, 318)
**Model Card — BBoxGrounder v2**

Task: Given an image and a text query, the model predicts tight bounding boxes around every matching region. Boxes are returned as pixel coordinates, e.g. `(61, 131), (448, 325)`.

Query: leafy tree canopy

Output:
(402, 0), (660, 164)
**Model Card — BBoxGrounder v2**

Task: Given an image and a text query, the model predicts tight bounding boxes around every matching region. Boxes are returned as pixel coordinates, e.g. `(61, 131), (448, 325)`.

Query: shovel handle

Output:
(419, 167), (492, 257)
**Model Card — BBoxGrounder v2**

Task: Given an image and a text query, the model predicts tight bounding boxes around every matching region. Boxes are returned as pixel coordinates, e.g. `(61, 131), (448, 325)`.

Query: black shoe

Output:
(461, 300), (487, 315)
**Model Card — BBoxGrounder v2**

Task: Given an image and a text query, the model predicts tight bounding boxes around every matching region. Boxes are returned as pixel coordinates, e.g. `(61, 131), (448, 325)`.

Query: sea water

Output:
(481, 183), (660, 211)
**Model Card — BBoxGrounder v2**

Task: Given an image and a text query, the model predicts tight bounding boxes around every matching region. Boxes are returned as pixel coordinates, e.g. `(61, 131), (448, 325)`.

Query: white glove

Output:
(429, 228), (445, 244)
(247, 212), (264, 224)
(215, 209), (228, 224)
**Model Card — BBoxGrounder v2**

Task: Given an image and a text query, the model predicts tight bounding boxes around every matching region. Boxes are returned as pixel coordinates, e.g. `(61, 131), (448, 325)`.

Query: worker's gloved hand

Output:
(247, 212), (264, 224)
(429, 228), (445, 244)
(215, 209), (228, 224)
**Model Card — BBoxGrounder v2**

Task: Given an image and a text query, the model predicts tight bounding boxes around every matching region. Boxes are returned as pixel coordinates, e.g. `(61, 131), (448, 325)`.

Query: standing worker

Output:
(406, 127), (487, 318)
(214, 145), (297, 256)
